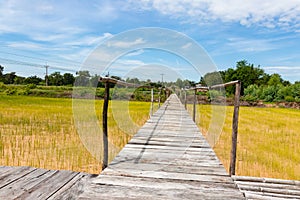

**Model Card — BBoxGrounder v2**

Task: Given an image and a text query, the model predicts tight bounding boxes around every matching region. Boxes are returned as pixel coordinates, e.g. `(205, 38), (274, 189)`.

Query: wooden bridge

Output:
(0, 94), (299, 199)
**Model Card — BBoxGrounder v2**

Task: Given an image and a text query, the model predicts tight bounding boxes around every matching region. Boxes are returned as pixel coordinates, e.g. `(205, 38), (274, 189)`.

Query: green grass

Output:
(0, 95), (153, 174)
(189, 104), (300, 180)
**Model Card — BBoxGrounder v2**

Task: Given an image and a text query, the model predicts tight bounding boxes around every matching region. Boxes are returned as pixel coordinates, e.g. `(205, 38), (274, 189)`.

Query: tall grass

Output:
(0, 95), (151, 174)
(190, 104), (300, 180)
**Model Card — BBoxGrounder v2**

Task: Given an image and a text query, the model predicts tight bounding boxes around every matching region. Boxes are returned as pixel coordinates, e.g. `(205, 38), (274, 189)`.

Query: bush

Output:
(244, 84), (259, 101)
(0, 82), (6, 92)
(261, 85), (278, 102)
(284, 96), (295, 102)
(26, 83), (37, 89)
(208, 90), (223, 100)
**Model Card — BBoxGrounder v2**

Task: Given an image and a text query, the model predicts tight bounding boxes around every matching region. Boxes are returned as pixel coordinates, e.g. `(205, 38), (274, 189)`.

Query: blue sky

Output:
(0, 0), (299, 82)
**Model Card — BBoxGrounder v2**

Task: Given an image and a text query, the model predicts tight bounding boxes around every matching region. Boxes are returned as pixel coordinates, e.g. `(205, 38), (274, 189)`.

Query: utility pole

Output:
(45, 65), (49, 86)
(160, 73), (164, 87)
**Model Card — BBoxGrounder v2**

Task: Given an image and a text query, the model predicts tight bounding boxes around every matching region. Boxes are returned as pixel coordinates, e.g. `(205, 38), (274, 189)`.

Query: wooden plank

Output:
(15, 170), (79, 199)
(0, 168), (56, 199)
(48, 172), (92, 200)
(233, 175), (300, 200)
(0, 166), (36, 189)
(0, 166), (90, 200)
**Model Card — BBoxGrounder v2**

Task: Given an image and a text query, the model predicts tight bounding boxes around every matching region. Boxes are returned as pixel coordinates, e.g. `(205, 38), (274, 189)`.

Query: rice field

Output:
(190, 104), (300, 180)
(0, 95), (151, 174)
(1, 94), (299, 180)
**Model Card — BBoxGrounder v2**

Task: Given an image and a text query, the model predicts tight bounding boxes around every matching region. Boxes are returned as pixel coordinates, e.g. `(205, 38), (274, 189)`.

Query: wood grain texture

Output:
(233, 176), (300, 200)
(0, 166), (91, 200)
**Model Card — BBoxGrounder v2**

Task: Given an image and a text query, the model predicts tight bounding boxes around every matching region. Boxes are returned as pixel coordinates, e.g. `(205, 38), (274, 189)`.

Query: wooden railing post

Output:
(150, 88), (154, 116)
(193, 89), (196, 122)
(102, 81), (109, 170)
(158, 89), (161, 108)
(184, 90), (187, 110)
(229, 81), (241, 175)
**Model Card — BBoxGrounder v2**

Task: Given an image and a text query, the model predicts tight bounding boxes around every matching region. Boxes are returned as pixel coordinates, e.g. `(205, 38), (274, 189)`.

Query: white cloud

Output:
(7, 42), (45, 50)
(107, 38), (146, 48)
(124, 49), (145, 57)
(264, 66), (300, 82)
(63, 33), (113, 47)
(182, 42), (192, 49)
(127, 0), (300, 30)
(226, 37), (276, 52)
(115, 59), (146, 66)
(0, 0), (116, 42)
(264, 66), (300, 70)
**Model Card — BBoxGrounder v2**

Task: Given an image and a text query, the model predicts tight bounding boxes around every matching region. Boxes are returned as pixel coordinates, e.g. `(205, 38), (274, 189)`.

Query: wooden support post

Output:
(150, 88), (154, 116)
(158, 89), (161, 108)
(193, 89), (196, 122)
(184, 90), (187, 110)
(102, 81), (109, 170)
(229, 81), (241, 175)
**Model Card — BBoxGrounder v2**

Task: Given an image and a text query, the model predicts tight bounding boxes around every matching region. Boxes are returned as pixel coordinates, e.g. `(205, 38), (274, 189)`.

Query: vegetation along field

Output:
(0, 95), (152, 174)
(188, 104), (300, 180)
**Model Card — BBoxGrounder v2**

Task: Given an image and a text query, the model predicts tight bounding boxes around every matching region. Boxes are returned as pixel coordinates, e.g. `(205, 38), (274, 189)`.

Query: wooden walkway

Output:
(79, 94), (245, 199)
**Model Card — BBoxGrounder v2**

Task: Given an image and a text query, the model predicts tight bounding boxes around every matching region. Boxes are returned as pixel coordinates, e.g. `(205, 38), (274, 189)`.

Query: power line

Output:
(0, 57), (77, 73)
(0, 47), (82, 66)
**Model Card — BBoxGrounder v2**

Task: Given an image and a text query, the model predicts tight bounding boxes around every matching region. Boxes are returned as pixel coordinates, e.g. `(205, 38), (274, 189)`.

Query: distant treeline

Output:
(1, 60), (299, 102)
(200, 60), (300, 102)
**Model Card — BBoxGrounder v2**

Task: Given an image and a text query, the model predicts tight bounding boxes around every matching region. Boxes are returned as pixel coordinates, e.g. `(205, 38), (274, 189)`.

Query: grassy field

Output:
(190, 104), (300, 180)
(0, 95), (151, 174)
(1, 94), (299, 180)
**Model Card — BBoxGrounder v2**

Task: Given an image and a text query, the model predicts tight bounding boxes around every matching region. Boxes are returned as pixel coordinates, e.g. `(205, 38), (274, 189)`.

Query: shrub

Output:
(284, 96), (295, 102)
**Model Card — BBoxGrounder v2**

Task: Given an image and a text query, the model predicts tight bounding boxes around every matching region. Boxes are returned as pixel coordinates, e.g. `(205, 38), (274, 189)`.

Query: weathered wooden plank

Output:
(80, 184), (243, 200)
(15, 170), (79, 199)
(80, 175), (244, 199)
(242, 190), (300, 200)
(233, 175), (300, 200)
(0, 166), (36, 189)
(108, 162), (229, 176)
(49, 172), (92, 200)
(233, 176), (300, 186)
(100, 168), (232, 183)
(0, 166), (90, 200)
(0, 168), (56, 199)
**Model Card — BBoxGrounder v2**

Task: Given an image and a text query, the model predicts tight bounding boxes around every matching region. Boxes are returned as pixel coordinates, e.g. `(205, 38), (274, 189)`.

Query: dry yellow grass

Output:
(189, 104), (300, 180)
(0, 95), (151, 174)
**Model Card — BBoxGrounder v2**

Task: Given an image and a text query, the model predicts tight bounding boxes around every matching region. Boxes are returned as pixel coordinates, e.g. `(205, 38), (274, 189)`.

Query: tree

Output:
(0, 65), (4, 77)
(220, 60), (265, 95)
(48, 72), (64, 86)
(90, 74), (102, 87)
(3, 72), (17, 84)
(14, 76), (26, 84)
(24, 76), (43, 85)
(75, 71), (91, 86)
(267, 73), (283, 86)
(202, 71), (223, 86)
(63, 73), (75, 85)
(175, 78), (183, 88)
